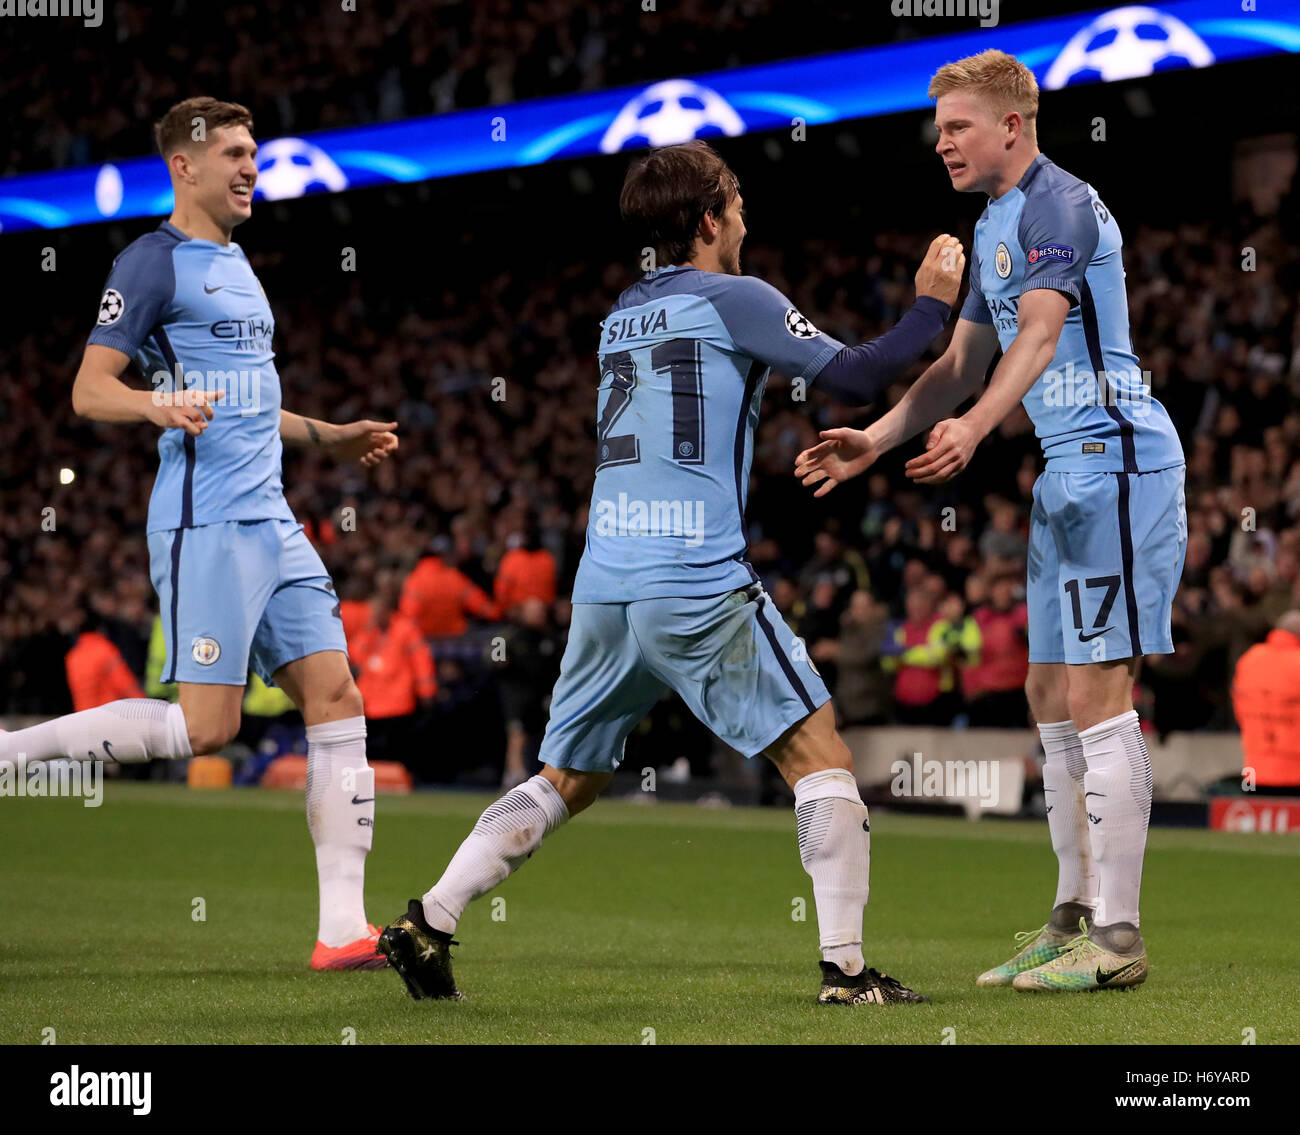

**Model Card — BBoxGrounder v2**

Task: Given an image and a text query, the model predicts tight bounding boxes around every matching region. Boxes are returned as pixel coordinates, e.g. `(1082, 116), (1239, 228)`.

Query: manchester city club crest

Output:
(994, 242), (1012, 279)
(191, 637), (221, 665)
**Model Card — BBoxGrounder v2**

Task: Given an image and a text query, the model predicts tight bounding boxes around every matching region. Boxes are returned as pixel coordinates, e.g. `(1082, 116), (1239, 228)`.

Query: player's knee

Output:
(187, 718), (239, 756)
(315, 673), (364, 719)
(541, 766), (608, 816)
(1025, 672), (1067, 723)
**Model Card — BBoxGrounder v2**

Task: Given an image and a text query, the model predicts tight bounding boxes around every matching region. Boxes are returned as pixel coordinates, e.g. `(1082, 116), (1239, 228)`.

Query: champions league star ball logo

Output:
(254, 137), (349, 201)
(600, 79), (745, 153)
(784, 308), (820, 339)
(97, 288), (124, 325)
(1044, 5), (1215, 90)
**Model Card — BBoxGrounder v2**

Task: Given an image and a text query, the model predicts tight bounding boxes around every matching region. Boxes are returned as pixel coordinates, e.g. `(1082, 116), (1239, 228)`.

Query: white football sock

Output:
(0, 699), (191, 766)
(422, 774), (568, 934)
(794, 768), (870, 977)
(306, 716), (373, 947)
(1038, 719), (1097, 919)
(1079, 710), (1151, 928)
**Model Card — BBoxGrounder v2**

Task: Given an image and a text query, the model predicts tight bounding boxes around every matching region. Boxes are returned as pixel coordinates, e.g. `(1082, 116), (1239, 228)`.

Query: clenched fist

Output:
(914, 233), (966, 309)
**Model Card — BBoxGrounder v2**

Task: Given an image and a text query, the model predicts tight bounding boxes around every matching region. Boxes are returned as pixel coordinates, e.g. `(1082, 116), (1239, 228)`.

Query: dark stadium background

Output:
(2, 2), (1298, 790)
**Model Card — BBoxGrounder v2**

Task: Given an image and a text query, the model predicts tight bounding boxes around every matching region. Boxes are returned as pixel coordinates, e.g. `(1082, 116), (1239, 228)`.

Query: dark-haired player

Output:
(0, 97), (399, 970)
(377, 140), (964, 1006)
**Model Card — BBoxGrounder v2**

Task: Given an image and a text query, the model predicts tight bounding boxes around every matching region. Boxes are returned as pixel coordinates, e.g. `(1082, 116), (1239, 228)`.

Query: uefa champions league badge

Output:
(97, 288), (125, 324)
(784, 308), (820, 339)
(994, 242), (1012, 279)
(191, 637), (221, 665)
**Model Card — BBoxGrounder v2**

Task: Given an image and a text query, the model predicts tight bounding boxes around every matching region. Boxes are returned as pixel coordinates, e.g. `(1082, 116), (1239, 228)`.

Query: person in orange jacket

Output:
(495, 518), (557, 615)
(349, 573), (436, 768)
(399, 536), (498, 638)
(65, 612), (146, 712)
(1232, 610), (1300, 793)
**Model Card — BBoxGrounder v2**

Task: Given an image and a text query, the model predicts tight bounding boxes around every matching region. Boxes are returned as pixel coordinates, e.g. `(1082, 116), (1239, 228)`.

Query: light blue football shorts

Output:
(1028, 465), (1187, 665)
(147, 518), (347, 686)
(539, 583), (830, 772)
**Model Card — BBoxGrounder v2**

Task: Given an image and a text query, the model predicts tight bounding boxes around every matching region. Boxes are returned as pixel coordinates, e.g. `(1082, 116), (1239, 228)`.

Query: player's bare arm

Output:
(905, 287), (1067, 484)
(795, 315), (998, 496)
(72, 343), (222, 435)
(279, 410), (399, 467)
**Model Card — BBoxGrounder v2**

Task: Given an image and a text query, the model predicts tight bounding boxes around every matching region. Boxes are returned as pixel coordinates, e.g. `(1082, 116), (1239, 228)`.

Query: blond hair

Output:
(928, 50), (1038, 139)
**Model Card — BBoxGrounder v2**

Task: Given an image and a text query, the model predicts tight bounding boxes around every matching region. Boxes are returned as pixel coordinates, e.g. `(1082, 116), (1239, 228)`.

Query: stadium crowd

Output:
(5, 0), (905, 177)
(3, 188), (1297, 782)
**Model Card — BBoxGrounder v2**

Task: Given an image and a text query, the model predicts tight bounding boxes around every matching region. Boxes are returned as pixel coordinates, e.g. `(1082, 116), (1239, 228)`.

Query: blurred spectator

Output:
(495, 517), (558, 615)
(64, 610), (145, 712)
(937, 591), (982, 723)
(964, 576), (1030, 727)
(1231, 611), (1300, 793)
(816, 590), (891, 727)
(400, 537), (499, 638)
(882, 582), (955, 726)
(494, 597), (562, 789)
(978, 499), (1028, 574)
(349, 573), (436, 766)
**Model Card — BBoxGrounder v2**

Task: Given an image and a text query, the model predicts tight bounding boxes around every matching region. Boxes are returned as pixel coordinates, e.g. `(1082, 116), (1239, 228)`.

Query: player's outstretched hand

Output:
(794, 427), (879, 497)
(914, 234), (966, 309)
(332, 420), (399, 467)
(147, 388), (224, 436)
(904, 417), (979, 484)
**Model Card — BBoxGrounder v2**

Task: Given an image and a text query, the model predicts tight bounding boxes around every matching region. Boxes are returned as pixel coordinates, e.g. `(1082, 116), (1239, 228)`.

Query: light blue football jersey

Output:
(88, 221), (293, 533)
(960, 155), (1183, 473)
(572, 266), (844, 602)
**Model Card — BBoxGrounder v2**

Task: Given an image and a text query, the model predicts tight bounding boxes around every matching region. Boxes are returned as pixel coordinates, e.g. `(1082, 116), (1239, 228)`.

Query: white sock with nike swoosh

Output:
(0, 699), (191, 766)
(1038, 719), (1096, 921)
(1079, 709), (1151, 931)
(306, 715), (373, 947)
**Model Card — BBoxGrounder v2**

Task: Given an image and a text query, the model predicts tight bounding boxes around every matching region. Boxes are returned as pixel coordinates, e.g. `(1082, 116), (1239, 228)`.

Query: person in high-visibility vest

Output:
(66, 620), (145, 712)
(495, 521), (558, 616)
(400, 536), (498, 637)
(1232, 611), (1300, 793)
(349, 574), (436, 769)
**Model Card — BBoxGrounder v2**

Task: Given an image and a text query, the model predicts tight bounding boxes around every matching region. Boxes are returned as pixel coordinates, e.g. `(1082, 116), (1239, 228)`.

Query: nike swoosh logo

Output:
(351, 795), (374, 805)
(1084, 791), (1105, 798)
(203, 283), (227, 294)
(1096, 959), (1142, 985)
(103, 740), (114, 760)
(1077, 627), (1111, 642)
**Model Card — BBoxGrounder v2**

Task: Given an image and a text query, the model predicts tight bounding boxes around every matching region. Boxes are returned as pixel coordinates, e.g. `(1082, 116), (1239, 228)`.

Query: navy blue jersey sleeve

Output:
(813, 297), (950, 404)
(1017, 182), (1099, 308)
(706, 275), (844, 380)
(86, 234), (177, 358)
(959, 242), (992, 324)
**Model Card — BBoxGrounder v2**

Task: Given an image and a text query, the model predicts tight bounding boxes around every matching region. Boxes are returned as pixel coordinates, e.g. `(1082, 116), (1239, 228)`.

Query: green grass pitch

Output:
(1, 783), (1296, 1044)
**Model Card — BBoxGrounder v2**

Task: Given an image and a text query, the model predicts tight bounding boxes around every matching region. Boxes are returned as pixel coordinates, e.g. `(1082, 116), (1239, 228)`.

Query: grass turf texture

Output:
(1, 783), (1296, 1044)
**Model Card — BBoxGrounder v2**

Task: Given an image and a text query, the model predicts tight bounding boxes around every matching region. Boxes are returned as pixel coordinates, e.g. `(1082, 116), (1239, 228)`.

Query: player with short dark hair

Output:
(376, 140), (966, 1006)
(0, 96), (401, 970)
(797, 51), (1186, 992)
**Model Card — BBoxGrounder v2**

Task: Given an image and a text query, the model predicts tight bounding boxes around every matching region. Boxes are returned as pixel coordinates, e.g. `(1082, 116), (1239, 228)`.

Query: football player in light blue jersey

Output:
(797, 51), (1186, 993)
(0, 98), (400, 971)
(376, 141), (965, 1006)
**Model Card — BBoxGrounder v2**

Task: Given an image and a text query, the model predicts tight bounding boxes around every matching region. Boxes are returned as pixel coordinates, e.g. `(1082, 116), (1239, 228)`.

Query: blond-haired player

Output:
(797, 51), (1186, 992)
